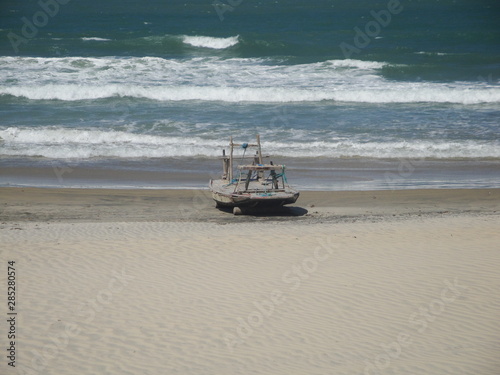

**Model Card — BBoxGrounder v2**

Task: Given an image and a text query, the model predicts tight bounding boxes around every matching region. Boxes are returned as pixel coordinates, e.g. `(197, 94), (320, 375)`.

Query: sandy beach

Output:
(2, 0), (500, 373)
(1, 187), (499, 374)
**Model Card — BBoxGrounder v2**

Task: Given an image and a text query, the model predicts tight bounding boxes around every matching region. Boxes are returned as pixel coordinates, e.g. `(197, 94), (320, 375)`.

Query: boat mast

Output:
(229, 136), (234, 182)
(222, 149), (228, 179)
(256, 134), (263, 164)
(256, 134), (263, 180)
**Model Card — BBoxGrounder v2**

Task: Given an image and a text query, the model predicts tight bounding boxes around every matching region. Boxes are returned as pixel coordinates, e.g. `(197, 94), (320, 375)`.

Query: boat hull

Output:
(210, 180), (299, 208)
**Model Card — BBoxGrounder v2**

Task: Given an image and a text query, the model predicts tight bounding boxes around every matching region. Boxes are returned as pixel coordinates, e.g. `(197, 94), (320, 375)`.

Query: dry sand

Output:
(1, 187), (499, 374)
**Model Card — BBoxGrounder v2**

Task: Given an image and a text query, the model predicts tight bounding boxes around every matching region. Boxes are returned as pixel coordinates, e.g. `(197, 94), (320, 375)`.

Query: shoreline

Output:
(1, 186), (499, 223)
(2, 157), (500, 191)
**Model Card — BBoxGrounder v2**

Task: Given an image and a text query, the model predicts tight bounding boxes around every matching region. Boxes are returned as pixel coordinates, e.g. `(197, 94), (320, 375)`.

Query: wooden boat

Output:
(209, 135), (299, 214)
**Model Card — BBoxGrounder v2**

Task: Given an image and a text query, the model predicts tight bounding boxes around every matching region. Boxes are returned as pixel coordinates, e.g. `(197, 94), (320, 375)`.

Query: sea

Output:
(1, 0), (499, 190)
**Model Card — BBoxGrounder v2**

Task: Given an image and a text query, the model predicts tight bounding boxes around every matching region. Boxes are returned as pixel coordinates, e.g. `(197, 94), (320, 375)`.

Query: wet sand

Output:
(1, 187), (499, 223)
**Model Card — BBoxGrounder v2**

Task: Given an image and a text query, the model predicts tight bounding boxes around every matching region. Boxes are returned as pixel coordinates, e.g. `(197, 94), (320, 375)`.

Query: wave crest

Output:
(1, 127), (499, 160)
(2, 84), (499, 104)
(182, 35), (239, 49)
(81, 37), (111, 42)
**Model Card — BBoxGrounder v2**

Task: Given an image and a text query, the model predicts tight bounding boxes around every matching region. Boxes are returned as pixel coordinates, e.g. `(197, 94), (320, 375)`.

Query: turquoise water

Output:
(1, 0), (499, 189)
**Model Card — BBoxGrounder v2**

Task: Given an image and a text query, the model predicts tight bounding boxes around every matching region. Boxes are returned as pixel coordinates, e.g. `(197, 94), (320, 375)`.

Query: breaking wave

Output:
(182, 35), (239, 49)
(2, 84), (499, 104)
(1, 127), (499, 159)
(1, 56), (498, 104)
(81, 37), (112, 42)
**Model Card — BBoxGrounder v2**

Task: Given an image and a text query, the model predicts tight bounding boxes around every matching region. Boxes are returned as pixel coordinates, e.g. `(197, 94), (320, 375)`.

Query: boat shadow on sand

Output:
(215, 205), (308, 217)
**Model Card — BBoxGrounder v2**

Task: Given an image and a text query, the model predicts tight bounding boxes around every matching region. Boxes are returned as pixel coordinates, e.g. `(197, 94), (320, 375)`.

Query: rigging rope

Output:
(233, 142), (249, 192)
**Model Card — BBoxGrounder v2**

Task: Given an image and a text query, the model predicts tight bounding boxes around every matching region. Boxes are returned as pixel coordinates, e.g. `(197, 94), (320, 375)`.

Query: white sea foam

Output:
(81, 37), (112, 41)
(2, 84), (499, 104)
(415, 51), (454, 56)
(0, 127), (223, 159)
(182, 35), (239, 49)
(0, 56), (498, 104)
(1, 127), (499, 159)
(323, 59), (387, 69)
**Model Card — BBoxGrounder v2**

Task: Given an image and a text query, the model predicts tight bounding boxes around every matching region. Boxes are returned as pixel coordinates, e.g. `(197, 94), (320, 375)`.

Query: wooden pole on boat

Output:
(270, 161), (279, 189)
(229, 136), (234, 182)
(256, 134), (263, 180)
(256, 134), (263, 164)
(244, 169), (252, 191)
(222, 149), (228, 179)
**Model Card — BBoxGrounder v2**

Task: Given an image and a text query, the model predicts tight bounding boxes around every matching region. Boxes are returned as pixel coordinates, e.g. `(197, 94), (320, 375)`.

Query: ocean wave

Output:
(2, 84), (499, 104)
(1, 127), (499, 160)
(1, 56), (498, 104)
(0, 56), (381, 88)
(81, 37), (112, 42)
(414, 51), (455, 56)
(182, 35), (239, 49)
(323, 59), (387, 69)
